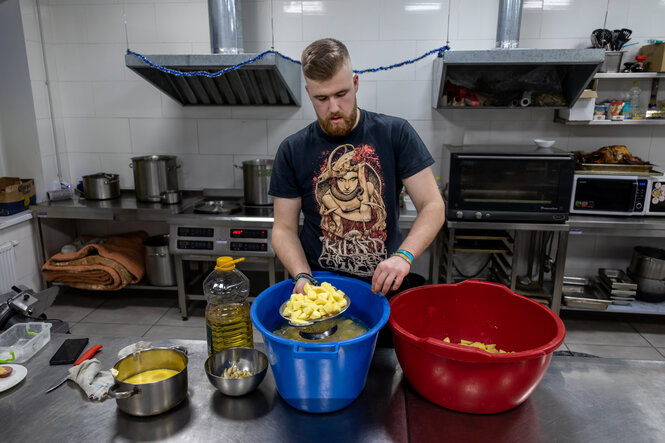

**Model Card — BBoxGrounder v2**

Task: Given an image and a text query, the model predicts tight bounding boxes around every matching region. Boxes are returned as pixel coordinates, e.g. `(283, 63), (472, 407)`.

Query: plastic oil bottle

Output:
(204, 256), (253, 355)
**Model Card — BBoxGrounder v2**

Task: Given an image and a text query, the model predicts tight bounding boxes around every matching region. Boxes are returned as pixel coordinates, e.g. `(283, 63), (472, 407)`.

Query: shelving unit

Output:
(556, 71), (664, 125)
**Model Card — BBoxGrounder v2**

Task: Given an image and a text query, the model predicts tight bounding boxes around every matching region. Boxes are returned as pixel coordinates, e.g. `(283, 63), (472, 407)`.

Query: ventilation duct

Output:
(126, 0), (301, 106)
(432, 0), (604, 109)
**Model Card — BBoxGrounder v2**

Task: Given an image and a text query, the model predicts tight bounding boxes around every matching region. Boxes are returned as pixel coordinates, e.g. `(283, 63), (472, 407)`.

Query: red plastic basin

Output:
(389, 280), (565, 414)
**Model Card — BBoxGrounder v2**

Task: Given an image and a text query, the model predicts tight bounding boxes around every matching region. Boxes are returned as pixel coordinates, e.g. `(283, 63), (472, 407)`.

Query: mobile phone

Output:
(49, 338), (89, 365)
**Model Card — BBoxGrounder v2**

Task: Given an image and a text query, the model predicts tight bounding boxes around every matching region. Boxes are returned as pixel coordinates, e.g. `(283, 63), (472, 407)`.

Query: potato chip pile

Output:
(443, 337), (512, 354)
(282, 282), (347, 325)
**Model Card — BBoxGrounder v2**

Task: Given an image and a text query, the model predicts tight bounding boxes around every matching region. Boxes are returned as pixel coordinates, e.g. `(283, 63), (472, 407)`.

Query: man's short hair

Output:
(301, 38), (351, 81)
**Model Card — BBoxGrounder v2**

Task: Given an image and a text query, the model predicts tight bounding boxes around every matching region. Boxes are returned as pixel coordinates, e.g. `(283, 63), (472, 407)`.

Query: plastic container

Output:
(628, 81), (644, 119)
(250, 273), (390, 413)
(0, 322), (52, 363)
(389, 280), (565, 414)
(204, 257), (253, 356)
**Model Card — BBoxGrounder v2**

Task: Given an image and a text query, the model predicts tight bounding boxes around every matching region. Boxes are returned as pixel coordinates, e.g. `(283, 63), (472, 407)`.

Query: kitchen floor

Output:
(44, 288), (665, 361)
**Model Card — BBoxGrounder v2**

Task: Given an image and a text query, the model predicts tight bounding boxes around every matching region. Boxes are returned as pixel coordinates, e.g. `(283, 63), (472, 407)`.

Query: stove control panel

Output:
(170, 225), (274, 257)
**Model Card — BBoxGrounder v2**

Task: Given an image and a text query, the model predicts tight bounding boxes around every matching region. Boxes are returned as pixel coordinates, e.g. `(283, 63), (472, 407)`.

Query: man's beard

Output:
(318, 99), (358, 137)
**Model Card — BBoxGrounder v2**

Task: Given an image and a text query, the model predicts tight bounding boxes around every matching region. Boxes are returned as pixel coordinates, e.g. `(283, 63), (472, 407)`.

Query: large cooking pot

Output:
(108, 346), (188, 416)
(130, 155), (180, 203)
(628, 246), (665, 302)
(82, 173), (120, 200)
(239, 159), (273, 206)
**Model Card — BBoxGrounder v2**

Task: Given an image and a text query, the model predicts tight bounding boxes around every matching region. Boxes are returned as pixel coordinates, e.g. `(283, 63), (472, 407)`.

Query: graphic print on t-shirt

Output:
(314, 144), (388, 276)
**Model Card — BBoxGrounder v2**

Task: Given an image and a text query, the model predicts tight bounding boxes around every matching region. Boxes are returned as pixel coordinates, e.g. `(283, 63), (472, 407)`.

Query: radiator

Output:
(0, 241), (18, 293)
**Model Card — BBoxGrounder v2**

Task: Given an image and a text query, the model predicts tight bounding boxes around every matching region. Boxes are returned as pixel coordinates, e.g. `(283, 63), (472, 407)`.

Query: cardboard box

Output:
(560, 96), (596, 121)
(640, 43), (665, 72)
(0, 177), (35, 216)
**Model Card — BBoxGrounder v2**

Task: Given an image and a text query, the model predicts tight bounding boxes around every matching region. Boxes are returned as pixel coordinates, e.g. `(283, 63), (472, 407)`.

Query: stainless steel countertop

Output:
(2, 334), (665, 442)
(31, 190), (419, 228)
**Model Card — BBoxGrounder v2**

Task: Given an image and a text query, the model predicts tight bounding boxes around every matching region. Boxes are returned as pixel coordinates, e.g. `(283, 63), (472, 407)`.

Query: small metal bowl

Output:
(204, 347), (268, 396)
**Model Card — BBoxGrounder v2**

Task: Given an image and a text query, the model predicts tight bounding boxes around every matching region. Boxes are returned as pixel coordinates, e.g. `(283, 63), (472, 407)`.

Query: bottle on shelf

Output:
(204, 256), (253, 355)
(648, 79), (659, 110)
(628, 81), (644, 119)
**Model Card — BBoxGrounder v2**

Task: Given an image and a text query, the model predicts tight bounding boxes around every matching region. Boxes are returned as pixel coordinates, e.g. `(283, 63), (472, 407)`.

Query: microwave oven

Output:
(445, 145), (575, 222)
(570, 174), (649, 216)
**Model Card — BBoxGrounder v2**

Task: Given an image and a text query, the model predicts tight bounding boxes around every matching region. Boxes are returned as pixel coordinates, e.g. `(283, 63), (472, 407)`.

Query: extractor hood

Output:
(125, 0), (301, 106)
(432, 0), (604, 109)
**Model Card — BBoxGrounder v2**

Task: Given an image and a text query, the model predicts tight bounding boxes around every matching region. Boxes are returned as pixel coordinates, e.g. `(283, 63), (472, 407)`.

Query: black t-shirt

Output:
(269, 109), (434, 278)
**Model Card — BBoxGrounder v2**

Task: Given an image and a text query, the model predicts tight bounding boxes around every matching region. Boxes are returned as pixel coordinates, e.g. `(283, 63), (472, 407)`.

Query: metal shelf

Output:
(563, 299), (665, 315)
(558, 118), (665, 125)
(594, 72), (665, 79)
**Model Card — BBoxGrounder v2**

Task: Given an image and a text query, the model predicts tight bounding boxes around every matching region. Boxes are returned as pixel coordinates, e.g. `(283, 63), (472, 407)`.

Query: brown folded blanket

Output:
(42, 231), (148, 290)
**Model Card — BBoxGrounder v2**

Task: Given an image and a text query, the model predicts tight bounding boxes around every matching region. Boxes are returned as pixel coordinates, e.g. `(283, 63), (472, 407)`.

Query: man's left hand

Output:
(372, 256), (411, 294)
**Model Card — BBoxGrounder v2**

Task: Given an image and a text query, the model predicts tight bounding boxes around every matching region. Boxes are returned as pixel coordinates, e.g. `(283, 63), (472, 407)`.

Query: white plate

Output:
(0, 364), (27, 392)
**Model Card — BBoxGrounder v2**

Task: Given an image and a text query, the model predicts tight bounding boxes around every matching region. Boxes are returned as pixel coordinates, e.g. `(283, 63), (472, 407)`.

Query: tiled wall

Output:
(11, 0), (665, 277)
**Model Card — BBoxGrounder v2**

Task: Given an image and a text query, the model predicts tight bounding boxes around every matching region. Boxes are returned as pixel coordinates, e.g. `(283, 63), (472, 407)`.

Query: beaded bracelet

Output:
(391, 249), (414, 265)
(294, 272), (318, 285)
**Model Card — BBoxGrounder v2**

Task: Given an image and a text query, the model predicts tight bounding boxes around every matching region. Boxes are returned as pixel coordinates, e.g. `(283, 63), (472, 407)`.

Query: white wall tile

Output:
(59, 82), (95, 117)
(177, 154), (236, 189)
(540, 0), (607, 39)
(19, 0), (40, 43)
(85, 4), (126, 44)
(64, 118), (131, 153)
(410, 119), (460, 159)
(454, 0), (499, 40)
(41, 154), (59, 187)
(93, 81), (163, 118)
(242, 0), (273, 43)
(54, 44), (126, 81)
(626, 0), (665, 37)
(490, 120), (570, 148)
(272, 0), (303, 42)
(302, 0), (380, 42)
(568, 126), (653, 162)
(48, 4), (87, 43)
(129, 118), (198, 154)
(198, 119), (268, 155)
(414, 41), (448, 82)
(520, 1), (542, 40)
(155, 3), (209, 44)
(124, 3), (157, 44)
(267, 119), (310, 155)
(230, 105), (303, 120)
(347, 40), (417, 82)
(376, 80), (434, 120)
(68, 153), (102, 183)
(379, 0), (448, 41)
(356, 79), (378, 113)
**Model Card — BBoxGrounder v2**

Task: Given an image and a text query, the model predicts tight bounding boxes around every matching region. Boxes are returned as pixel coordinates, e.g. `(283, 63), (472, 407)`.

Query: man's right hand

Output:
(293, 277), (309, 294)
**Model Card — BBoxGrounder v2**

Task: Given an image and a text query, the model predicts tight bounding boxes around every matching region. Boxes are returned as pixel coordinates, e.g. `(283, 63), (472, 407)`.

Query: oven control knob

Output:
(474, 212), (482, 219)
(636, 202), (643, 210)
(456, 211), (463, 218)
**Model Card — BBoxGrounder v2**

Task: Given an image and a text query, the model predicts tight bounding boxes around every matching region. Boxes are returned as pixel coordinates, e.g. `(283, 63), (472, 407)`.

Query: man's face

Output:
(305, 64), (359, 137)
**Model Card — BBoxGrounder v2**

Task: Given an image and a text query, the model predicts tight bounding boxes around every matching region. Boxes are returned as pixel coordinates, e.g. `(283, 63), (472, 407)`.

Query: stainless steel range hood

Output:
(125, 0), (300, 106)
(432, 0), (604, 109)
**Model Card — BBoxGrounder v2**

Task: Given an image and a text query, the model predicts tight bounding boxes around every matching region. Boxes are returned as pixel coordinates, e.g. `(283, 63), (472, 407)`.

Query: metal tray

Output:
(563, 280), (612, 310)
(576, 162), (654, 173)
(598, 268), (637, 291)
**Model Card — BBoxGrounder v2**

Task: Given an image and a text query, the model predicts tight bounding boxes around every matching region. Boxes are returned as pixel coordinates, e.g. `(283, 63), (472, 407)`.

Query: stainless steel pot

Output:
(628, 246), (665, 280)
(108, 346), (188, 417)
(130, 155), (180, 203)
(82, 173), (120, 200)
(143, 234), (176, 286)
(239, 159), (273, 206)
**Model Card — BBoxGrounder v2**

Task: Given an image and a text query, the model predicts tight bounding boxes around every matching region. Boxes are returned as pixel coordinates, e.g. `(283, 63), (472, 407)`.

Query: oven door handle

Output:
(456, 155), (568, 161)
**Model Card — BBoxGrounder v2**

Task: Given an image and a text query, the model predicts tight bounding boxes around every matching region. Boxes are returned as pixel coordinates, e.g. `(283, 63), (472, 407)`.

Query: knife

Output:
(46, 344), (103, 393)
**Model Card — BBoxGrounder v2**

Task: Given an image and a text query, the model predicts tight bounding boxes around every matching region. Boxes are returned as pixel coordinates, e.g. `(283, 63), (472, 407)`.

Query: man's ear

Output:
(353, 74), (359, 92)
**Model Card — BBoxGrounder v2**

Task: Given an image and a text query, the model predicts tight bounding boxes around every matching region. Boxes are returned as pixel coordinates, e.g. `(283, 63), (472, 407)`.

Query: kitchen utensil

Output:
(46, 344), (103, 393)
(633, 55), (647, 72)
(251, 273), (389, 413)
(142, 234), (175, 286)
(600, 51), (624, 73)
(108, 346), (188, 416)
(279, 294), (351, 328)
(591, 29), (603, 48)
(0, 364), (27, 392)
(238, 159), (273, 206)
(388, 280), (565, 414)
(0, 322), (52, 364)
(130, 155), (180, 203)
(82, 173), (120, 200)
(193, 199), (241, 214)
(160, 190), (180, 205)
(611, 29), (620, 51)
(204, 347), (268, 396)
(628, 246), (665, 280)
(623, 62), (635, 72)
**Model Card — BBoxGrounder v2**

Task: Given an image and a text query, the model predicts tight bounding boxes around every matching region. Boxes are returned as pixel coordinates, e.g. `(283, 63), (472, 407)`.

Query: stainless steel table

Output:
(2, 334), (665, 442)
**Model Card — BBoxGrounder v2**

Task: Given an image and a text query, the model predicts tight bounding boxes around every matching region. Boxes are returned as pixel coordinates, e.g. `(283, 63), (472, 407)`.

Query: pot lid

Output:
(194, 199), (241, 214)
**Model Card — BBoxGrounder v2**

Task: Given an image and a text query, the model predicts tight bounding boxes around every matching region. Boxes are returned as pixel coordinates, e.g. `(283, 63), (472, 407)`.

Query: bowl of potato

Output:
(204, 347), (268, 396)
(388, 280), (565, 414)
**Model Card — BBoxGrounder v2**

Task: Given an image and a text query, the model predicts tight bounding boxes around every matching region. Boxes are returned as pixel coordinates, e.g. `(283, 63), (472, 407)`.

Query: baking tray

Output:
(576, 162), (654, 174)
(598, 268), (637, 291)
(563, 280), (612, 310)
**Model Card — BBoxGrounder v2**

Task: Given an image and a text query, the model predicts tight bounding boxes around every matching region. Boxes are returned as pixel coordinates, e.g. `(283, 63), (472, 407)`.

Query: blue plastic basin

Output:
(250, 273), (390, 413)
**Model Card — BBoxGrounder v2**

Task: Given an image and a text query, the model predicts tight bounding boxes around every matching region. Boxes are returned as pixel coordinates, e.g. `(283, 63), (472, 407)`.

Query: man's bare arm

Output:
(272, 196), (311, 293)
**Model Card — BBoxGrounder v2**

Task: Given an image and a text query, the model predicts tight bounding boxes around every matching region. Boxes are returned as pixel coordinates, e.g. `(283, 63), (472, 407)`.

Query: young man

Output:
(269, 38), (445, 296)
